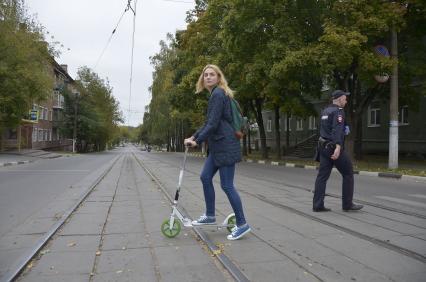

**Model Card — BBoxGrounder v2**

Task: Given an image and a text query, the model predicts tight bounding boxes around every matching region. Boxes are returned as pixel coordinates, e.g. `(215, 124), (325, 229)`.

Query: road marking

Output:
(409, 194), (426, 200)
(375, 196), (426, 208)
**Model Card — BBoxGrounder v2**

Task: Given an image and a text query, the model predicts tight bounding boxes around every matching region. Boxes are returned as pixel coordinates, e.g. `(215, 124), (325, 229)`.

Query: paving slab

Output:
(47, 235), (101, 253)
(238, 260), (319, 282)
(21, 251), (95, 277)
(18, 273), (88, 282)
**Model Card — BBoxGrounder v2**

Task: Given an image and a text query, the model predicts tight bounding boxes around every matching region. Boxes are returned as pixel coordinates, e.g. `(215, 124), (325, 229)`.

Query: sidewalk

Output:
(186, 151), (426, 183)
(0, 149), (63, 167)
(15, 154), (231, 282)
(2, 150), (424, 282)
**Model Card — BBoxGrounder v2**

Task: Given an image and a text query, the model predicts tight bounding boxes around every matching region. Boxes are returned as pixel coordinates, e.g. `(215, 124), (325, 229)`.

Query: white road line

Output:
(375, 195), (426, 208)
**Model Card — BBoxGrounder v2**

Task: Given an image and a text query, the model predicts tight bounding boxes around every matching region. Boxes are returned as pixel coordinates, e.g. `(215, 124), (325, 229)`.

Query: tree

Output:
(61, 67), (122, 152)
(275, 0), (406, 159)
(0, 0), (54, 147)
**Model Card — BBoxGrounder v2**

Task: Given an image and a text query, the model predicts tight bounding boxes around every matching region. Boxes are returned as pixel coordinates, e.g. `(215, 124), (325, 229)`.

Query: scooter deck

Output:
(182, 218), (233, 228)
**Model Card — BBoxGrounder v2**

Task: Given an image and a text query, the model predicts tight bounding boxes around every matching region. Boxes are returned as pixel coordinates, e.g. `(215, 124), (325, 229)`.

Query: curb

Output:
(0, 160), (32, 167)
(186, 153), (425, 182)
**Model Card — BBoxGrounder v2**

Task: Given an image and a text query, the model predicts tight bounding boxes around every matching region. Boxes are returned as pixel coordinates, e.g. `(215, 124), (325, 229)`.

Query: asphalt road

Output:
(0, 151), (121, 238)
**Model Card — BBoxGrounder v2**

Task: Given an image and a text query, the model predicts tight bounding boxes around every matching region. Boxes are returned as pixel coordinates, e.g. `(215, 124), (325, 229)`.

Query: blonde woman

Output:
(184, 64), (251, 240)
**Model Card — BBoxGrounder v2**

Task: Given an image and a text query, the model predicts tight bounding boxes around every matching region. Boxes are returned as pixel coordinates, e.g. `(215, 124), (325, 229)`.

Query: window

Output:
(284, 114), (292, 131)
(8, 129), (17, 139)
(296, 118), (303, 131)
(33, 127), (37, 142)
(368, 107), (381, 127)
(38, 129), (43, 141)
(399, 106), (409, 125)
(39, 107), (46, 120)
(308, 116), (317, 130)
(266, 118), (272, 132)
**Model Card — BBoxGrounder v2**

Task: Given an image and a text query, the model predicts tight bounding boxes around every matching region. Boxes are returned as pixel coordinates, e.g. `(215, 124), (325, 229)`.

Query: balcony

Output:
(52, 91), (64, 109)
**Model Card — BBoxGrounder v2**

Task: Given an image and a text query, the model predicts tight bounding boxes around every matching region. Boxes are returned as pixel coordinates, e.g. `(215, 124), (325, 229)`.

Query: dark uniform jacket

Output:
(320, 104), (345, 146)
(193, 86), (242, 166)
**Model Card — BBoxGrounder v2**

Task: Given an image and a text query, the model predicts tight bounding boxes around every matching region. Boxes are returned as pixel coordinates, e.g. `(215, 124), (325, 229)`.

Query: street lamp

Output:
(72, 92), (79, 153)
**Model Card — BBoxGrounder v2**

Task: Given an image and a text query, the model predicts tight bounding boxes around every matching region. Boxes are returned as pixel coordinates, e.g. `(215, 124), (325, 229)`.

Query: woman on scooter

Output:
(184, 64), (251, 240)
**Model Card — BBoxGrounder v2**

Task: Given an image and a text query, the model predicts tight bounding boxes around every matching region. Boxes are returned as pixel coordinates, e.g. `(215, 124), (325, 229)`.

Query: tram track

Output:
(137, 151), (426, 265)
(133, 152), (328, 281)
(145, 152), (426, 222)
(1, 155), (122, 282)
(132, 152), (252, 282)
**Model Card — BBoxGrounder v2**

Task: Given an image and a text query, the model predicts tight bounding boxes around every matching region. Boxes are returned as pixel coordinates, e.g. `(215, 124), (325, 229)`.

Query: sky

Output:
(25, 0), (195, 127)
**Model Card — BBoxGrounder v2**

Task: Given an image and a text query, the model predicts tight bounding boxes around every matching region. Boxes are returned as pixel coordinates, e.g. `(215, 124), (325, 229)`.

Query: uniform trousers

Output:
(313, 145), (354, 210)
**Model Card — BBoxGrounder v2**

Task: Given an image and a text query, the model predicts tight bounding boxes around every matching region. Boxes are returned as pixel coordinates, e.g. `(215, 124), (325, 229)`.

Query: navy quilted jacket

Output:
(193, 86), (242, 166)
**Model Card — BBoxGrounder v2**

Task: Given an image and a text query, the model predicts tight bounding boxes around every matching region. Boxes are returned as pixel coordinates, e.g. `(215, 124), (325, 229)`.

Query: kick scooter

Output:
(161, 146), (236, 238)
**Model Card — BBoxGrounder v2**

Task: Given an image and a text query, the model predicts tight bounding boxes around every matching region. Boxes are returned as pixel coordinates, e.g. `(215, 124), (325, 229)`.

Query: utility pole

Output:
(388, 28), (398, 169)
(72, 92), (79, 153)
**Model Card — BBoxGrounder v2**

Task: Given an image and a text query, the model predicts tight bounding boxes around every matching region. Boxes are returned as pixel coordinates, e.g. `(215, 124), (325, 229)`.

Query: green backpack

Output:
(229, 97), (248, 139)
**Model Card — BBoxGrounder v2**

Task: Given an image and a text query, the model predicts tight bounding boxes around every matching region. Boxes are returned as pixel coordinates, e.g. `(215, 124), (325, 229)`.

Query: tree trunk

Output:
(248, 126), (252, 154)
(274, 105), (281, 160)
(242, 105), (249, 156)
(242, 134), (247, 156)
(286, 113), (290, 149)
(252, 98), (268, 159)
(354, 114), (363, 159)
(167, 129), (170, 152)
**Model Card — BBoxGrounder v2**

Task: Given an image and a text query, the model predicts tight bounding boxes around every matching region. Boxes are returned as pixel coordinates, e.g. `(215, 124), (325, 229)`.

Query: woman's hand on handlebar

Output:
(184, 138), (197, 148)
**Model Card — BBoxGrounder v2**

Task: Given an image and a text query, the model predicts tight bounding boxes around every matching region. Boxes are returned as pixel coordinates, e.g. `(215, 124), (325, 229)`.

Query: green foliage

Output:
(0, 0), (53, 132)
(143, 0), (424, 157)
(61, 67), (122, 152)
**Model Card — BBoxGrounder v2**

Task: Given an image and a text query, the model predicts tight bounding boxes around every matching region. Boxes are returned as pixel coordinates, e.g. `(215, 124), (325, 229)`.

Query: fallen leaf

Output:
(95, 251), (101, 256)
(40, 249), (50, 255)
(116, 270), (123, 274)
(67, 242), (76, 247)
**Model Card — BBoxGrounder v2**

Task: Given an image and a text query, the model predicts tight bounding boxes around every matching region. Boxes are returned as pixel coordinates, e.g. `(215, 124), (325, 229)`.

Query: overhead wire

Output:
(127, 0), (137, 126)
(93, 0), (134, 70)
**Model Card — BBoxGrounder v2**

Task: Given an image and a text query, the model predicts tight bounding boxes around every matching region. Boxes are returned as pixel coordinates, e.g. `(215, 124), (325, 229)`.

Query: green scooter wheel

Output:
(226, 215), (236, 233)
(161, 218), (181, 238)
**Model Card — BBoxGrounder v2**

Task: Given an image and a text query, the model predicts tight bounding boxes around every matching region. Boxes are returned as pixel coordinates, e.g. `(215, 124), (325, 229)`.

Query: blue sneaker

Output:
(192, 214), (216, 226)
(227, 224), (251, 240)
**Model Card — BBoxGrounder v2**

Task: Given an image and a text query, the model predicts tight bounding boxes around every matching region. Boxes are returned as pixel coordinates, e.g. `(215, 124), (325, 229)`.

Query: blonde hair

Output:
(196, 64), (234, 98)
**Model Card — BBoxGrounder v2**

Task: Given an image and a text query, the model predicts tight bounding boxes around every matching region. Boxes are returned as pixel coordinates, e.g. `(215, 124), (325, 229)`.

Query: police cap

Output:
(331, 90), (350, 99)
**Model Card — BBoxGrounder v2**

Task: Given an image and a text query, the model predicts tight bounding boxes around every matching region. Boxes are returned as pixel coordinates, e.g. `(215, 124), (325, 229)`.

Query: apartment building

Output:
(257, 93), (426, 158)
(1, 60), (76, 151)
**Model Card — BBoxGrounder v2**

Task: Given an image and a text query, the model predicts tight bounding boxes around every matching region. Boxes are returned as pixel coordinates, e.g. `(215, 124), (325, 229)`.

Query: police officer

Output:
(313, 90), (363, 212)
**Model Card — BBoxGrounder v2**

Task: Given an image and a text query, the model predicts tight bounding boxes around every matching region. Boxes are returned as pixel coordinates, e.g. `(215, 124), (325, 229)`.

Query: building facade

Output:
(257, 94), (426, 158)
(1, 60), (76, 151)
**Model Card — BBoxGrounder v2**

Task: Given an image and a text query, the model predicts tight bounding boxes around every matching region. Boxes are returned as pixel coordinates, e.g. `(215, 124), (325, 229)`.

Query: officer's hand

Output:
(344, 125), (350, 135)
(331, 145), (341, 160)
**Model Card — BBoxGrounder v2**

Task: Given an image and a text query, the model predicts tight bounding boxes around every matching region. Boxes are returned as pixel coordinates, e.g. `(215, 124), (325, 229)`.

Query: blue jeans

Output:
(200, 154), (247, 226)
